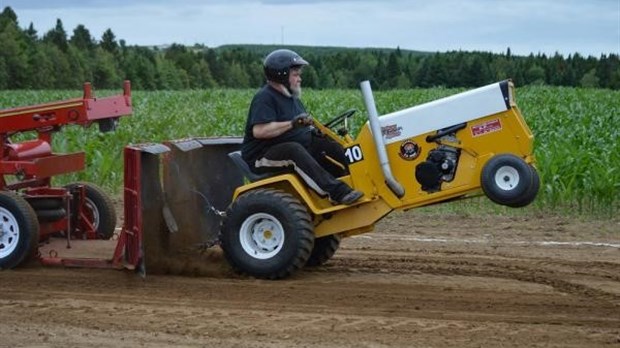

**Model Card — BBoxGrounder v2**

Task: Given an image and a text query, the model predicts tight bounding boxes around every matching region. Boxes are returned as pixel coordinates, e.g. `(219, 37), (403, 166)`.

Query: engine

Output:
(415, 134), (460, 192)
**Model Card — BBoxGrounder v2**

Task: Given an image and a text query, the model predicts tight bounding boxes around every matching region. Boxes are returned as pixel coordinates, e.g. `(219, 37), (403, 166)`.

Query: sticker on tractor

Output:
(471, 119), (502, 137)
(344, 145), (364, 164)
(381, 124), (403, 139)
(399, 140), (420, 160)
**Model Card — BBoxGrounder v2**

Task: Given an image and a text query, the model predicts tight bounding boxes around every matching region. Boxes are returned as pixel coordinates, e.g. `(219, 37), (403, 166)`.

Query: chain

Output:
(192, 189), (226, 217)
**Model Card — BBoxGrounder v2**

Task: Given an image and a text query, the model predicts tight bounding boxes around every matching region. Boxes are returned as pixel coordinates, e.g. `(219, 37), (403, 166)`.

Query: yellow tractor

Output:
(219, 80), (539, 279)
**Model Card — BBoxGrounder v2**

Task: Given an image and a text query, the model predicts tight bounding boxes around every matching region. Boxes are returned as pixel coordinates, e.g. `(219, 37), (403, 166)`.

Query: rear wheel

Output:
(0, 192), (39, 269)
(220, 189), (314, 279)
(65, 182), (116, 240)
(481, 154), (538, 208)
(305, 234), (341, 267)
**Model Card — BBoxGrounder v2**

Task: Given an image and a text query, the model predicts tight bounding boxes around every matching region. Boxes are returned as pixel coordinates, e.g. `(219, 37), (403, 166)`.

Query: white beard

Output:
(290, 85), (302, 98)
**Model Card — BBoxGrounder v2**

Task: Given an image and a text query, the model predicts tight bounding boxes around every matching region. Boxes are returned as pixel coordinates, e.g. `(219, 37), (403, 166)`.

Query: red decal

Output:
(471, 119), (502, 137)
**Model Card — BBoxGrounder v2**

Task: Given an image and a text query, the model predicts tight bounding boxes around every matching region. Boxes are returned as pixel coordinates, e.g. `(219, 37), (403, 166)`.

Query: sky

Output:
(2, 0), (619, 57)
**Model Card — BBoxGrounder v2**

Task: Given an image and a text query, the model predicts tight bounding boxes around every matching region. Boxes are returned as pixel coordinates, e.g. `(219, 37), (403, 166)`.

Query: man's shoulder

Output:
(252, 85), (276, 103)
(255, 84), (278, 96)
(254, 84), (290, 106)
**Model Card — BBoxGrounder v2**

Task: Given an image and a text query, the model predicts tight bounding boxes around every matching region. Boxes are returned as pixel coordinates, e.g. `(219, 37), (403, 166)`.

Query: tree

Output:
(224, 62), (250, 87)
(156, 57), (187, 89)
(66, 45), (92, 86)
(526, 64), (546, 85)
(120, 48), (158, 90)
(189, 60), (216, 88)
(43, 19), (68, 52)
(26, 44), (55, 88)
(301, 65), (319, 89)
(0, 57), (8, 89)
(92, 47), (120, 88)
(45, 43), (72, 87)
(0, 20), (29, 88)
(100, 28), (118, 55)
(70, 24), (95, 51)
(386, 51), (401, 79)
(352, 55), (376, 86)
(24, 22), (37, 42)
(580, 69), (599, 88)
(0, 6), (17, 29)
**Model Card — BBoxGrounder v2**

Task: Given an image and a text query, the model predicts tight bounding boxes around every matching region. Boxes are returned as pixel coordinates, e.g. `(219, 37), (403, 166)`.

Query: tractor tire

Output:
(305, 234), (341, 267)
(0, 192), (40, 270)
(220, 188), (314, 280)
(507, 165), (540, 208)
(64, 182), (117, 240)
(481, 154), (537, 208)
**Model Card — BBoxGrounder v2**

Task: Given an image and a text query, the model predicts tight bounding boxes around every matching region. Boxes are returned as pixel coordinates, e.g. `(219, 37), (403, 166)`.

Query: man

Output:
(241, 49), (363, 205)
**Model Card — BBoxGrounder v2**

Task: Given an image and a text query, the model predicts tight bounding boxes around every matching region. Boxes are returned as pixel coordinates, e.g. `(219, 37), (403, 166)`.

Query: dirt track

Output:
(1, 211), (619, 347)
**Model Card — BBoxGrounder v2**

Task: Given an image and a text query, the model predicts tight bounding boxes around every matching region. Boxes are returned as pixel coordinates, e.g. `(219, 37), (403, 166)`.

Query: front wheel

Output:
(481, 154), (539, 208)
(0, 192), (40, 269)
(220, 189), (314, 279)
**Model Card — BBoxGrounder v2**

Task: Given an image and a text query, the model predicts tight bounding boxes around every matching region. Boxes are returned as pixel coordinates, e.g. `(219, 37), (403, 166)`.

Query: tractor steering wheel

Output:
(324, 108), (357, 130)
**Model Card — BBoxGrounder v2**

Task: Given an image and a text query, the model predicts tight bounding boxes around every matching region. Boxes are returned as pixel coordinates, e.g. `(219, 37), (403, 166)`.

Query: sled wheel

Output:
(0, 192), (40, 269)
(481, 154), (536, 207)
(65, 182), (117, 240)
(305, 234), (341, 267)
(220, 189), (314, 279)
(508, 165), (540, 208)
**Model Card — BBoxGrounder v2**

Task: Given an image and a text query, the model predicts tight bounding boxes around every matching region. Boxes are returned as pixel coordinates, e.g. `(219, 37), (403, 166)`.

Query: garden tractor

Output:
(0, 79), (538, 280)
(0, 82), (132, 270)
(216, 79), (539, 279)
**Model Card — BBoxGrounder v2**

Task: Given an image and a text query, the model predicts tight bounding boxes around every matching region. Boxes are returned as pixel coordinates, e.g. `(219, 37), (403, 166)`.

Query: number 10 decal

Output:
(344, 145), (364, 164)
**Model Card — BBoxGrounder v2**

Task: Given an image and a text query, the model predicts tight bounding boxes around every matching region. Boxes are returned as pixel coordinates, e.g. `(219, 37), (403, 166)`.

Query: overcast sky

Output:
(3, 0), (619, 57)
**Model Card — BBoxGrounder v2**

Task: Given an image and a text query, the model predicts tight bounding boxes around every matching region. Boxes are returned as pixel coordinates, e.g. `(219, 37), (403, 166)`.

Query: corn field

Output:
(1, 85), (618, 217)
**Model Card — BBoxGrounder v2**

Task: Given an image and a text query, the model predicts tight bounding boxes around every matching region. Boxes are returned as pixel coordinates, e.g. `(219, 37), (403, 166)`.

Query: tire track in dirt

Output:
(320, 249), (620, 306)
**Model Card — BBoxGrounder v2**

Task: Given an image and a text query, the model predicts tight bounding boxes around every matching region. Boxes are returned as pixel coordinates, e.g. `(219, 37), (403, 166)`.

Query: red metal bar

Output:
(39, 257), (123, 269)
(0, 81), (132, 133)
(0, 153), (85, 177)
(112, 146), (143, 269)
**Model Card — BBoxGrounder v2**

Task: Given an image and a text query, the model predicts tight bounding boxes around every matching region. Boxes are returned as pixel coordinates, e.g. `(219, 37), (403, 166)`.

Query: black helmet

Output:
(263, 49), (309, 84)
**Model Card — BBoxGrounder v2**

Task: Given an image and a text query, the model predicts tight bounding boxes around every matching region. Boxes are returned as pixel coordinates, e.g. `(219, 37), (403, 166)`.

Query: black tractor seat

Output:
(227, 151), (285, 182)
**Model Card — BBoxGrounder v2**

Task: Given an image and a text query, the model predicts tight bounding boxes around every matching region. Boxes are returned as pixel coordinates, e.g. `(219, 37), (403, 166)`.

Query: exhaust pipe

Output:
(360, 80), (405, 198)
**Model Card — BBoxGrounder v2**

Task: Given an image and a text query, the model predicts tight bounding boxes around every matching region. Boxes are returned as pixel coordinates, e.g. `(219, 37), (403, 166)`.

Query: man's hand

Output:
(291, 113), (314, 128)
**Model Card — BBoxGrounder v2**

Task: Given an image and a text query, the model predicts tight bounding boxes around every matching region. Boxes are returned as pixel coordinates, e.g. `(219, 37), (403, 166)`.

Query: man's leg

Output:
(254, 142), (358, 203)
(308, 133), (349, 178)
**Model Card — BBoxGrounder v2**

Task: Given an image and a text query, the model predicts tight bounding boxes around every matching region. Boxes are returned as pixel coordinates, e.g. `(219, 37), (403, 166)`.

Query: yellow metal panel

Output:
(314, 198), (392, 238)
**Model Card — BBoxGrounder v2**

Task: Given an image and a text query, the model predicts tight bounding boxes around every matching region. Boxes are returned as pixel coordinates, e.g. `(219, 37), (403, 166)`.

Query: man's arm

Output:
(253, 114), (312, 139)
(252, 121), (293, 139)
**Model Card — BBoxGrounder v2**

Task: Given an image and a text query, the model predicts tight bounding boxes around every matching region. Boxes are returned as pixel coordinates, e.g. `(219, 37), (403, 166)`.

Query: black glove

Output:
(291, 113), (314, 128)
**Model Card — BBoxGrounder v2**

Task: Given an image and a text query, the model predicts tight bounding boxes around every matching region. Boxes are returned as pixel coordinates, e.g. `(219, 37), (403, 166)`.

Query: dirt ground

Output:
(1, 210), (619, 348)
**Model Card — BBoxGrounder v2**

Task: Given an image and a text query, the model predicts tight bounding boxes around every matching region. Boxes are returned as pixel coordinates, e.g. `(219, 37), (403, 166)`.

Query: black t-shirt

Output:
(241, 85), (311, 165)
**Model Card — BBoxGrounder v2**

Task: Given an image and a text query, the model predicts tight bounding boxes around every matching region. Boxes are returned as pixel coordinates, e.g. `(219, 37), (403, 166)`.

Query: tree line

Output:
(1, 6), (618, 91)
